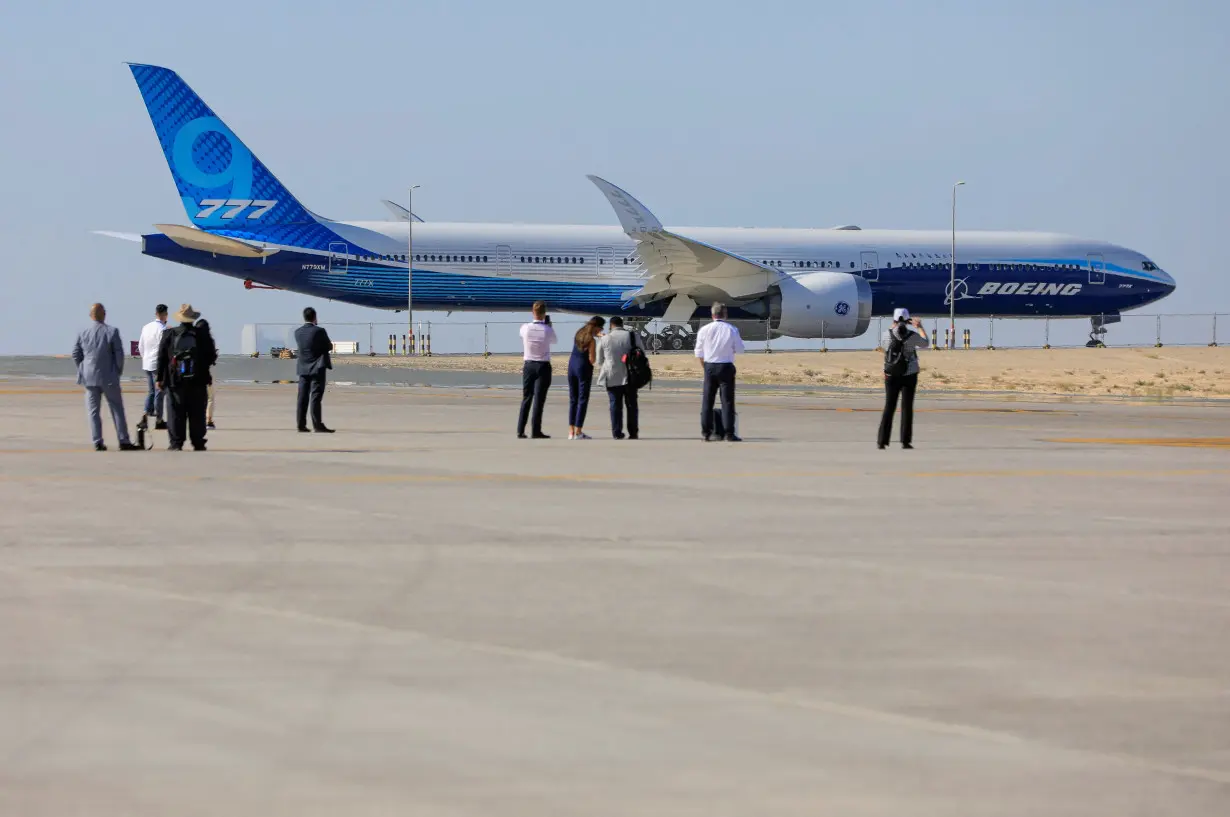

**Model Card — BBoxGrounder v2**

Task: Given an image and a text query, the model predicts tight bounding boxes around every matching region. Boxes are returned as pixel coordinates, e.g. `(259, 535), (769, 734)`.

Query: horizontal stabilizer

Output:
(155, 224), (279, 258)
(92, 230), (143, 242)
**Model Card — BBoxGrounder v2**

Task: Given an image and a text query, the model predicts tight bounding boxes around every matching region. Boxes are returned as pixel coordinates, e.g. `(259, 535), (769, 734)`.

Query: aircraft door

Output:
(1088, 253), (1105, 285)
(328, 242), (348, 275)
(859, 251), (879, 282)
(597, 246), (614, 276)
(496, 244), (512, 276)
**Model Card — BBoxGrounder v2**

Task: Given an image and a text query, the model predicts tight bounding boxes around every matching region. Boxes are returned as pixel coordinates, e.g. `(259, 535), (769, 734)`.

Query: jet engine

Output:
(768, 272), (873, 338)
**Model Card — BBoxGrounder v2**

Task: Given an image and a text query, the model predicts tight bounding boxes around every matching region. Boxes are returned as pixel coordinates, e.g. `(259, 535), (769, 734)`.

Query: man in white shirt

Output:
(694, 302), (745, 442)
(136, 303), (168, 430)
(517, 301), (557, 439)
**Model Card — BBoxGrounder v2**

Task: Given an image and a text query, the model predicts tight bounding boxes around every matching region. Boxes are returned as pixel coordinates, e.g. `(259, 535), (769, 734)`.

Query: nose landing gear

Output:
(1087, 314), (1120, 347)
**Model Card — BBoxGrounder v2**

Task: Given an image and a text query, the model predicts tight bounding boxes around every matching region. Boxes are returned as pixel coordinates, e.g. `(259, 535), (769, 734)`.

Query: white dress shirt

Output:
(694, 319), (745, 363)
(137, 319), (166, 372)
(520, 320), (557, 362)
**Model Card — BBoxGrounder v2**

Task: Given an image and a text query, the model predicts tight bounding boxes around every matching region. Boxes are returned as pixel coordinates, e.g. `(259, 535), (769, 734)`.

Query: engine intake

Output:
(771, 272), (872, 338)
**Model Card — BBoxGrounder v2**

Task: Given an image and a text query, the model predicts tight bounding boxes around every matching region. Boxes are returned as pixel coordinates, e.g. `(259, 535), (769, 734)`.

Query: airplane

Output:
(99, 64), (1175, 348)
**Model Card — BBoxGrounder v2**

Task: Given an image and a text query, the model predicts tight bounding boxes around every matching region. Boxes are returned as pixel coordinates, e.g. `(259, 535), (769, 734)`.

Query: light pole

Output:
(950, 180), (965, 350)
(407, 184), (419, 355)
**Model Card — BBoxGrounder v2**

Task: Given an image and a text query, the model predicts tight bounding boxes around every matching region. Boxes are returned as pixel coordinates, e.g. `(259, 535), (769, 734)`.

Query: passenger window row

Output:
(519, 256), (586, 264)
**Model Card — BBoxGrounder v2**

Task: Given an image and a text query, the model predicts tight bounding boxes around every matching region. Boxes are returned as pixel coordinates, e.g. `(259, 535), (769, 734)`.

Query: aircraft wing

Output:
(381, 200), (424, 222)
(587, 175), (777, 306)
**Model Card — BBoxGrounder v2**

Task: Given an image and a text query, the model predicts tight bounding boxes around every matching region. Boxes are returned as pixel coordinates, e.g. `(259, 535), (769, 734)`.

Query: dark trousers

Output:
(297, 371), (327, 430)
(701, 362), (736, 437)
(144, 370), (165, 420)
(607, 385), (639, 438)
(167, 385), (208, 449)
(567, 369), (593, 427)
(878, 372), (918, 447)
(518, 361), (552, 435)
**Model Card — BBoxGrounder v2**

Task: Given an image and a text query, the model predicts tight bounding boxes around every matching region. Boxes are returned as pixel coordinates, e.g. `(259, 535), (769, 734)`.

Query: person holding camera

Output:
(878, 307), (929, 450)
(517, 301), (557, 439)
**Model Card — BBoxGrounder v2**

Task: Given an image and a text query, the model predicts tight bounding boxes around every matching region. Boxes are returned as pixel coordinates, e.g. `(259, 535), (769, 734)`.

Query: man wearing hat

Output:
(156, 304), (217, 451)
(878, 307), (929, 450)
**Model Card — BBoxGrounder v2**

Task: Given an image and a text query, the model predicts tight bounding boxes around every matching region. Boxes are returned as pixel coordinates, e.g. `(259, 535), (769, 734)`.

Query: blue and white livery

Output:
(100, 65), (1175, 343)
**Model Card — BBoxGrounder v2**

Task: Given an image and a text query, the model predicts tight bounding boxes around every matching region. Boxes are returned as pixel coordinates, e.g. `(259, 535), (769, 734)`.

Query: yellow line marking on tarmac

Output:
(0, 388), (80, 395)
(2, 562), (1228, 787)
(1049, 437), (1230, 449)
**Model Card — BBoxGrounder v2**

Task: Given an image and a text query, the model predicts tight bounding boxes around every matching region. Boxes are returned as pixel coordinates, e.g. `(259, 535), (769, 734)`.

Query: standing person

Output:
(295, 306), (334, 433)
(136, 304), (168, 430)
(878, 307), (929, 450)
(695, 303), (744, 442)
(595, 316), (640, 440)
(195, 318), (218, 430)
(156, 304), (216, 451)
(72, 303), (140, 451)
(517, 301), (556, 439)
(567, 316), (604, 440)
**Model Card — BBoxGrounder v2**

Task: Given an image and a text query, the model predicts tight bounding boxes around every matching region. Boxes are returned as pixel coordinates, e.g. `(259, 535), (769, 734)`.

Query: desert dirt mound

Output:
(345, 347), (1230, 398)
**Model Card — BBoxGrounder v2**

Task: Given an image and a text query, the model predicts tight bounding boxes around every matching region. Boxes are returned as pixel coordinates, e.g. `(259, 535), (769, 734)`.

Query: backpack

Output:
(622, 331), (653, 390)
(169, 326), (198, 385)
(883, 327), (911, 377)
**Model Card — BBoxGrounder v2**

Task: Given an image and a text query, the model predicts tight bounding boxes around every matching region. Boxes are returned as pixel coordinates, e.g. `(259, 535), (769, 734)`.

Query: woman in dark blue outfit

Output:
(568, 316), (604, 440)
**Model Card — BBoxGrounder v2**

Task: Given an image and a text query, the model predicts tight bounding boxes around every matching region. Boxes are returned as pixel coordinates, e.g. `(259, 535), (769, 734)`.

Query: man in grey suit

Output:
(294, 306), (334, 433)
(594, 316), (640, 439)
(72, 303), (139, 451)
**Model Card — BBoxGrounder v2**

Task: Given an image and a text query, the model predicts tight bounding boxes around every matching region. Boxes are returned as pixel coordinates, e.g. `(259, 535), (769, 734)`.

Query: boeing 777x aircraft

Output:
(98, 64), (1175, 345)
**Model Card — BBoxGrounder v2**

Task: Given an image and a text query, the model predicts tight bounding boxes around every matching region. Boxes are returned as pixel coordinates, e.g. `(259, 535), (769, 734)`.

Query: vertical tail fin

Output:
(128, 64), (315, 228)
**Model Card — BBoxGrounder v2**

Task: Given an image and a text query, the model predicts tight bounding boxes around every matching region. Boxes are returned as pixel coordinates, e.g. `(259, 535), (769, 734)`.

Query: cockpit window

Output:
(1142, 261), (1159, 272)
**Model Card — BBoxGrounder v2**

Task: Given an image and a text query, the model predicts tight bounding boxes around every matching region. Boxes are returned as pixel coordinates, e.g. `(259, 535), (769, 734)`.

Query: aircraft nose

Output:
(1158, 268), (1176, 294)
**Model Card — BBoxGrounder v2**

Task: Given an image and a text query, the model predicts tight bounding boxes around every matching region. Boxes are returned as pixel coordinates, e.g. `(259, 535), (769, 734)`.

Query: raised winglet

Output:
(586, 175), (663, 236)
(381, 200), (424, 222)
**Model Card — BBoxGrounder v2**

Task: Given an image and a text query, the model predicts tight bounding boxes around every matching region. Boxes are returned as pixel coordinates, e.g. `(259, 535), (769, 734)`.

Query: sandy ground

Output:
(343, 346), (1230, 398)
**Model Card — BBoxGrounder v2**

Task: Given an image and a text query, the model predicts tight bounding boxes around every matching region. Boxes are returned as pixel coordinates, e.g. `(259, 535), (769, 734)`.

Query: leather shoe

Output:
(531, 432), (550, 439)
(702, 434), (713, 442)
(517, 433), (528, 439)
(298, 427), (310, 433)
(119, 442), (141, 451)
(902, 443), (913, 450)
(313, 426), (335, 433)
(154, 421), (168, 430)
(94, 442), (107, 452)
(724, 435), (742, 442)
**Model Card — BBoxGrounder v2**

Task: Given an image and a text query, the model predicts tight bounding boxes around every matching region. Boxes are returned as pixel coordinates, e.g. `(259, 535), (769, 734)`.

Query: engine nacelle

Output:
(772, 272), (872, 338)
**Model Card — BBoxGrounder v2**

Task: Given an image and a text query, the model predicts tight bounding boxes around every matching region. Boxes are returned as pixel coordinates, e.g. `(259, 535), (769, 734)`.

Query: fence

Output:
(240, 313), (1225, 358)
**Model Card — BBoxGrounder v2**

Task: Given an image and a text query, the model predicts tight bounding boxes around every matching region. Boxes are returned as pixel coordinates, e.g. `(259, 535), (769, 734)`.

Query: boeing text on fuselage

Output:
(98, 64), (1177, 342)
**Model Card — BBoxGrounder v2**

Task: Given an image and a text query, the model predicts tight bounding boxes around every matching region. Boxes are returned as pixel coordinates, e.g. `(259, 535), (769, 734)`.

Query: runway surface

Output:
(1, 379), (1228, 815)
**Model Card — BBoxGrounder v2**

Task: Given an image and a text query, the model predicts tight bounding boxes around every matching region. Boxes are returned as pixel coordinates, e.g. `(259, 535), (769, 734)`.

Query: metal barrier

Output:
(241, 313), (1230, 358)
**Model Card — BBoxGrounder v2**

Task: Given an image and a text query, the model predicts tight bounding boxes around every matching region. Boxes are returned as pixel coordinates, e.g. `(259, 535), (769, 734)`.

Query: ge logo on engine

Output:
(834, 301), (850, 316)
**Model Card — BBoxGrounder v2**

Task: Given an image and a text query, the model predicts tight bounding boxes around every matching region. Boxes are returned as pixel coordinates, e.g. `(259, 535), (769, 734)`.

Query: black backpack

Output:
(169, 326), (199, 385)
(883, 327), (910, 377)
(622, 331), (653, 390)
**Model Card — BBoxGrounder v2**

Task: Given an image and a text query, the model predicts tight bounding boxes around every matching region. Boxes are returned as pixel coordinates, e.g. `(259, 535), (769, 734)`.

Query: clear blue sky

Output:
(0, 0), (1226, 353)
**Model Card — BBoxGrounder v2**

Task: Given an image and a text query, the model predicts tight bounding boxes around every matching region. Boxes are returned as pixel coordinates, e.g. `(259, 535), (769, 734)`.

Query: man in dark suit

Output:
(295, 306), (334, 433)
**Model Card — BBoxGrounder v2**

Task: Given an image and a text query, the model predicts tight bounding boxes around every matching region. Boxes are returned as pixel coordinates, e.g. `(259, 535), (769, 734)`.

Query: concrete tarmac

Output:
(1, 379), (1228, 816)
